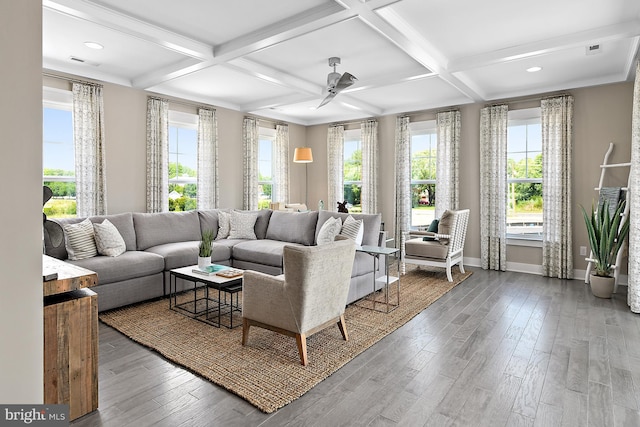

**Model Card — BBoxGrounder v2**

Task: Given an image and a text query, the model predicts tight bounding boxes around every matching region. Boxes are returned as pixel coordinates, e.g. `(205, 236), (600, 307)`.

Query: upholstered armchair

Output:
(241, 238), (356, 366)
(402, 209), (470, 282)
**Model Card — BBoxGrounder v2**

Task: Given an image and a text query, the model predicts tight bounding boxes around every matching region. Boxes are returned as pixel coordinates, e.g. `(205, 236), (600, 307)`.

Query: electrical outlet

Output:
(580, 246), (587, 256)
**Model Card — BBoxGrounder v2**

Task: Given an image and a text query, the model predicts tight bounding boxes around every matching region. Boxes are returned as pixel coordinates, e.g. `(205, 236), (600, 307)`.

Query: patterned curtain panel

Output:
(541, 96), (574, 279)
(395, 116), (411, 257)
(197, 108), (219, 210)
(145, 97), (169, 213)
(273, 124), (290, 203)
(480, 105), (508, 271)
(361, 120), (379, 214)
(629, 60), (640, 313)
(327, 125), (345, 212)
(243, 117), (259, 210)
(72, 82), (107, 217)
(435, 110), (460, 218)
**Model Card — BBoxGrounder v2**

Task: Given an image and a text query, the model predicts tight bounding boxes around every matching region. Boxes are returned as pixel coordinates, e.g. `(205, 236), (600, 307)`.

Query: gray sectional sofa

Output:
(44, 209), (384, 312)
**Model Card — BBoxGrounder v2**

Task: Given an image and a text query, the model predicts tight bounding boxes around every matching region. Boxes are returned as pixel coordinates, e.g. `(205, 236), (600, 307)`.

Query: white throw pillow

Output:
(93, 219), (126, 257)
(317, 216), (342, 245)
(340, 215), (364, 245)
(229, 211), (258, 240)
(215, 211), (231, 240)
(63, 218), (98, 260)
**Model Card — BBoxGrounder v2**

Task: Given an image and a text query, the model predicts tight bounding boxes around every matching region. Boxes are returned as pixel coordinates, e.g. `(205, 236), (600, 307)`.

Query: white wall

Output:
(0, 0), (44, 403)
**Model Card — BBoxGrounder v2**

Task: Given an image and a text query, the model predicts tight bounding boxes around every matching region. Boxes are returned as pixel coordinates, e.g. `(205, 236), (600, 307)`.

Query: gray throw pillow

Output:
(229, 211), (258, 240)
(317, 216), (342, 245)
(437, 210), (454, 245)
(93, 219), (126, 257)
(216, 211), (231, 240)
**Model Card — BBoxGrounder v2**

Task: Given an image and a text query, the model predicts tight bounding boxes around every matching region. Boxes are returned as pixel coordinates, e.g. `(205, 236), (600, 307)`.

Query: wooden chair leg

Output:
(296, 333), (308, 366)
(337, 314), (349, 341)
(241, 318), (250, 346)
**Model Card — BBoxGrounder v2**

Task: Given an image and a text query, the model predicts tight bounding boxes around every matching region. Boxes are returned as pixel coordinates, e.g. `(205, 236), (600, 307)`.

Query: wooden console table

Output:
(43, 255), (98, 421)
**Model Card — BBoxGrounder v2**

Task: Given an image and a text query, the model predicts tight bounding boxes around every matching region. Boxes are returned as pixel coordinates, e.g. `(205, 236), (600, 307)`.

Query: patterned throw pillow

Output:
(63, 218), (97, 260)
(229, 211), (258, 240)
(340, 215), (364, 245)
(93, 219), (126, 257)
(215, 211), (231, 240)
(317, 216), (342, 245)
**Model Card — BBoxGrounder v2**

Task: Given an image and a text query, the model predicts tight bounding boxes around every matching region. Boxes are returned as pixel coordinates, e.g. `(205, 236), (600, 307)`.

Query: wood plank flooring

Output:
(71, 269), (640, 426)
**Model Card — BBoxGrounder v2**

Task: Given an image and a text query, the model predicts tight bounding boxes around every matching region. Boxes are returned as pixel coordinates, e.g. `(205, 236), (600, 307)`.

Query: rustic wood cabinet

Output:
(43, 255), (98, 421)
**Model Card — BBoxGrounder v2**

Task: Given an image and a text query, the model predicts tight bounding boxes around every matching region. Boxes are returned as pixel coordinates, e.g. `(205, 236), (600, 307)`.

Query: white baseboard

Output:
(463, 257), (628, 285)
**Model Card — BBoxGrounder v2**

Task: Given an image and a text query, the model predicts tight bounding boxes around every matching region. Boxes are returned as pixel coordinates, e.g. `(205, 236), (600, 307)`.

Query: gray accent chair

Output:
(402, 209), (470, 282)
(241, 238), (356, 366)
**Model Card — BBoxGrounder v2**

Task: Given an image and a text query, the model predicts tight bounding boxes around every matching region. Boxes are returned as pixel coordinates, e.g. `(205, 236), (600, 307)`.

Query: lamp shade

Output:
(293, 147), (313, 163)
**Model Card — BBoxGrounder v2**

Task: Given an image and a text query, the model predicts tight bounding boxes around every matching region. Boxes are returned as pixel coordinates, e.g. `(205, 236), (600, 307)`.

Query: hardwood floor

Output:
(71, 268), (640, 427)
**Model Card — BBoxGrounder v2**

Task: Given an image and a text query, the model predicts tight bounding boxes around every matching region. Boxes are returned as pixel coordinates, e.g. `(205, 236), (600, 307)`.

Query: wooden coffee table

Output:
(169, 265), (244, 328)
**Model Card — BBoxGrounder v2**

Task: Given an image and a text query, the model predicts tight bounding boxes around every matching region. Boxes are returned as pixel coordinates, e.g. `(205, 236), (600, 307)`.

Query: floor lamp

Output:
(293, 147), (313, 206)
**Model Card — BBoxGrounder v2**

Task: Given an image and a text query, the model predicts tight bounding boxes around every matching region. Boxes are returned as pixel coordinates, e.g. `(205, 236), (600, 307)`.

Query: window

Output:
(507, 108), (542, 239)
(168, 111), (198, 212)
(343, 129), (362, 213)
(43, 88), (75, 218)
(410, 121), (437, 228)
(258, 128), (275, 210)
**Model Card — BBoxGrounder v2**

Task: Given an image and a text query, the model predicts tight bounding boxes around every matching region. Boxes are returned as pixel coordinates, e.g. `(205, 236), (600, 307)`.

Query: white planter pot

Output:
(590, 274), (615, 298)
(197, 256), (211, 269)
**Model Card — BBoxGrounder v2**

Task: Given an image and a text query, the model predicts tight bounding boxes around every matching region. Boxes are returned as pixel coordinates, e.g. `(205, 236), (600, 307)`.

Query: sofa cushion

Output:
(232, 239), (303, 267)
(198, 209), (220, 239)
(405, 238), (449, 259)
(63, 218), (98, 260)
(93, 219), (126, 257)
(316, 211), (381, 246)
(229, 211), (258, 239)
(145, 241), (199, 270)
(351, 251), (376, 277)
(266, 211), (318, 246)
(133, 211), (201, 250)
(66, 251), (165, 285)
(437, 210), (454, 245)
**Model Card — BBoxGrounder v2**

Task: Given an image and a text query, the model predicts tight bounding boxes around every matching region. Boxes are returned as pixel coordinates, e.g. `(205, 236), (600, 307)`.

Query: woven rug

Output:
(99, 267), (472, 413)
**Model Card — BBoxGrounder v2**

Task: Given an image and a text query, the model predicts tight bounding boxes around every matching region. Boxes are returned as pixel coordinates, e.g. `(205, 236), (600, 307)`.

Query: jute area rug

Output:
(99, 267), (472, 413)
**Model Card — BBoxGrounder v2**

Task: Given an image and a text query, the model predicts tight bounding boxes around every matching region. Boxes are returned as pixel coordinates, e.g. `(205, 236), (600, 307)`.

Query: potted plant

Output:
(580, 199), (629, 298)
(198, 229), (215, 269)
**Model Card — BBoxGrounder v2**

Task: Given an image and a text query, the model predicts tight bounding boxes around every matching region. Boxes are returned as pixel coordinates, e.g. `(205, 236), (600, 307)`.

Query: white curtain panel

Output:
(361, 120), (379, 214)
(435, 110), (460, 217)
(273, 124), (290, 203)
(145, 97), (169, 213)
(629, 60), (640, 313)
(72, 82), (107, 217)
(541, 96), (574, 279)
(395, 116), (411, 260)
(480, 105), (508, 271)
(327, 125), (345, 212)
(197, 108), (219, 210)
(243, 117), (259, 210)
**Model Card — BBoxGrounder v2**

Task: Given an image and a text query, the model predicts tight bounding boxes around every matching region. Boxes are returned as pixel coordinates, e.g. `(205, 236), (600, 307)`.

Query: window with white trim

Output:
(507, 108), (542, 239)
(43, 87), (75, 218)
(343, 129), (362, 212)
(168, 111), (198, 212)
(258, 127), (275, 210)
(410, 121), (437, 228)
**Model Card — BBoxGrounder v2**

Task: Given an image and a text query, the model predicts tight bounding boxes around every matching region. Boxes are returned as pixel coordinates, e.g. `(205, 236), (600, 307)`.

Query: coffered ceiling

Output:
(42, 0), (640, 125)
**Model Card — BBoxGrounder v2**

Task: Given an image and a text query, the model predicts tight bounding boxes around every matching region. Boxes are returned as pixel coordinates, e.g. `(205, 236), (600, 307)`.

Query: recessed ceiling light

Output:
(84, 41), (103, 50)
(526, 66), (542, 73)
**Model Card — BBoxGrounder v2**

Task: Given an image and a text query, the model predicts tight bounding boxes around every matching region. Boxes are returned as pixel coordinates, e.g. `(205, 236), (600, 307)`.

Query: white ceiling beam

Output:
(43, 0), (213, 60)
(448, 20), (640, 72)
(226, 58), (323, 96)
(243, 93), (319, 112)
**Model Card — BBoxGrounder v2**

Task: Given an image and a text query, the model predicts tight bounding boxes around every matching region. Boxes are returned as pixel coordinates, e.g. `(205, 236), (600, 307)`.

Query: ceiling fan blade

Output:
(318, 92), (336, 108)
(334, 72), (357, 92)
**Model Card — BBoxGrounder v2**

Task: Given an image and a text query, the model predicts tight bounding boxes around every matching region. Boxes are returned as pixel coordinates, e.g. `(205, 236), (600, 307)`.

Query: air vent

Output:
(69, 56), (100, 66)
(586, 44), (601, 55)
(70, 56), (85, 63)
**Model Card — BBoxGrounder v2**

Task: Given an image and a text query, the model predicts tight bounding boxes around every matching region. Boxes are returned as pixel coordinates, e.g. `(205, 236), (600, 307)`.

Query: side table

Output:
(43, 255), (98, 421)
(355, 245), (400, 313)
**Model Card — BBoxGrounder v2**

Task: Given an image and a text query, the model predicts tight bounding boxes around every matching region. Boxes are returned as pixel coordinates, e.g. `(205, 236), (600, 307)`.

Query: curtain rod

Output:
(486, 92), (572, 107)
(146, 92), (215, 111)
(42, 72), (103, 87)
(244, 115), (289, 127)
(330, 118), (377, 127)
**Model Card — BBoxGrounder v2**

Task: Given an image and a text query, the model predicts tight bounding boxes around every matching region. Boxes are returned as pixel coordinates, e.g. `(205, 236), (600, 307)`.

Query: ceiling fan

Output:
(317, 57), (357, 108)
